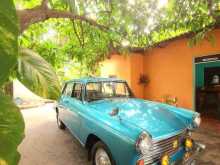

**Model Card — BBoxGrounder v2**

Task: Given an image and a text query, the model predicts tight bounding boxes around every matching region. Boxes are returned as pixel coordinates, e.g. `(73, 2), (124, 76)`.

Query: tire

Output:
(91, 141), (116, 165)
(56, 112), (66, 130)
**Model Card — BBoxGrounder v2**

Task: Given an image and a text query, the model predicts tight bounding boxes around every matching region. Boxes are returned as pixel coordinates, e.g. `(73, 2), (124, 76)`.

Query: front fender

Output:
(160, 103), (197, 127)
(79, 109), (140, 165)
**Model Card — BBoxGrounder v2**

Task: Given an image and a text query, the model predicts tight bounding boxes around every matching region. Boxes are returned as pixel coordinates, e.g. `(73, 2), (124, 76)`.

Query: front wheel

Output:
(56, 112), (66, 130)
(91, 141), (116, 165)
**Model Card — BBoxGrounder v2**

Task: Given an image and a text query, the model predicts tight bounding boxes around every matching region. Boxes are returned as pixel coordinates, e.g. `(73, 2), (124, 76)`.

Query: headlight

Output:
(136, 131), (152, 154)
(193, 115), (201, 128)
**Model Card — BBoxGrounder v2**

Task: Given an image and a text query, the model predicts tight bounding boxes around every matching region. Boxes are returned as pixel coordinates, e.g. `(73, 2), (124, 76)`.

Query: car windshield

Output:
(86, 81), (132, 102)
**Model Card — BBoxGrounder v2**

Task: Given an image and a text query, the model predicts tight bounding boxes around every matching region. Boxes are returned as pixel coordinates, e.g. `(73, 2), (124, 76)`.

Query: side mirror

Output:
(109, 108), (120, 116)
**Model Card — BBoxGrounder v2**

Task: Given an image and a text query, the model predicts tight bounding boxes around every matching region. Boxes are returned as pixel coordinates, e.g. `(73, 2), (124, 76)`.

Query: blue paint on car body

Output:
(57, 77), (201, 165)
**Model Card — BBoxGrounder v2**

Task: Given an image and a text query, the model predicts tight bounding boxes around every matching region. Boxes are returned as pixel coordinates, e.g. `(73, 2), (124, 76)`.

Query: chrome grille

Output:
(140, 131), (187, 165)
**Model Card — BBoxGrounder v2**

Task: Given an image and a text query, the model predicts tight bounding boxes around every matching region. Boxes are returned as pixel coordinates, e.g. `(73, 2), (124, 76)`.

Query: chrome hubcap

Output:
(95, 148), (111, 165)
(57, 119), (61, 126)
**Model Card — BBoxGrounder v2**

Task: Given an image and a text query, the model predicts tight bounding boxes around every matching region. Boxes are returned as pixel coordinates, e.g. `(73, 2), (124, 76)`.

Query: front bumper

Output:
(135, 141), (205, 165)
(173, 142), (206, 165)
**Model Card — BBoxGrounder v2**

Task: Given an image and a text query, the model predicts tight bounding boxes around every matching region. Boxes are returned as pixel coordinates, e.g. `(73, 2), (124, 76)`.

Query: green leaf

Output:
(207, 33), (216, 46)
(188, 37), (196, 48)
(0, 92), (25, 165)
(17, 48), (61, 99)
(0, 0), (18, 86)
(188, 31), (206, 47)
(0, 1), (24, 165)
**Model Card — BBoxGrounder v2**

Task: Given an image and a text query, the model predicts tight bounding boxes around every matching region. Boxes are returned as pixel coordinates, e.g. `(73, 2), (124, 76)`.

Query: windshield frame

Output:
(85, 81), (134, 102)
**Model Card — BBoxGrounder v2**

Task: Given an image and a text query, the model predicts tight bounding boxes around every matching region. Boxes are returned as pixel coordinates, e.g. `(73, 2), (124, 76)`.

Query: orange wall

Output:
(101, 54), (131, 84)
(130, 55), (144, 98)
(100, 54), (144, 98)
(101, 29), (220, 110)
(144, 30), (220, 109)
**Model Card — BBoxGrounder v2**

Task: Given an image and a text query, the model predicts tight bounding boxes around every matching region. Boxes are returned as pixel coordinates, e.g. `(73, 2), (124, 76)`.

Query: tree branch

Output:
(41, 0), (49, 8)
(17, 3), (109, 33)
(71, 20), (83, 47)
(79, 21), (85, 47)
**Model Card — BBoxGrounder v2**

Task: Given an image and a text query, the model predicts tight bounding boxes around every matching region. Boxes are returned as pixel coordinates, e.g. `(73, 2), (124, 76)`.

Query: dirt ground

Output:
(18, 104), (220, 165)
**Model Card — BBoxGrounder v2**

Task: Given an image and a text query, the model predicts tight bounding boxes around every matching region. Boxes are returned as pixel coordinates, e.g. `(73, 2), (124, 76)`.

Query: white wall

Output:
(13, 79), (42, 100)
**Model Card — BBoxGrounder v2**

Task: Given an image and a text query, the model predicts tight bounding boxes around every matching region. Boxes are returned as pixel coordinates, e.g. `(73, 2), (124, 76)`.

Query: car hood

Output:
(88, 98), (195, 139)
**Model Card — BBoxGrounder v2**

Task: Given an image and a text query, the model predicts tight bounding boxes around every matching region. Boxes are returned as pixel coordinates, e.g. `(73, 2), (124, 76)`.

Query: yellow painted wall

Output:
(101, 29), (220, 109)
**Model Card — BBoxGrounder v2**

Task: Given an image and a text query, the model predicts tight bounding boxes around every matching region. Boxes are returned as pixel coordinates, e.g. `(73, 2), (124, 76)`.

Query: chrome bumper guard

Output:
(179, 142), (206, 165)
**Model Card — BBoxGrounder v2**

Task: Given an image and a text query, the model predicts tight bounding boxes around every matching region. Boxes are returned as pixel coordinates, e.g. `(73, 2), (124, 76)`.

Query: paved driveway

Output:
(18, 104), (220, 165)
(18, 104), (89, 165)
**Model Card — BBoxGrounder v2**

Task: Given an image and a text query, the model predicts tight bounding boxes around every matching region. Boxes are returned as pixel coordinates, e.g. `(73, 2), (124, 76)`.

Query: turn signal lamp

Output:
(161, 154), (169, 165)
(185, 138), (193, 149)
(137, 159), (144, 165)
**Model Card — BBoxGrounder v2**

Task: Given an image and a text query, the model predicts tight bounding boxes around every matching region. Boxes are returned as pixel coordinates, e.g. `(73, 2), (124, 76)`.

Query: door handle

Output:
(58, 105), (66, 110)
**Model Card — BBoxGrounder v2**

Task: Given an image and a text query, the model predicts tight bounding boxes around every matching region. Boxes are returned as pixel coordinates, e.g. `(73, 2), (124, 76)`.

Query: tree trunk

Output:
(4, 81), (13, 98)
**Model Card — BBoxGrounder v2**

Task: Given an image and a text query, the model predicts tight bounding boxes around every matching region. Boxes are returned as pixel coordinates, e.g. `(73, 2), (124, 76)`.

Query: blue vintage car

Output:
(56, 77), (205, 165)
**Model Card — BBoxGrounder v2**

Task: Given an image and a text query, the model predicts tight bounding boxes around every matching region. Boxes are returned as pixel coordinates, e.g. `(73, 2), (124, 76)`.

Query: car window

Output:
(72, 83), (82, 100)
(115, 82), (129, 97)
(63, 83), (74, 96)
(86, 81), (132, 102)
(86, 83), (102, 101)
(102, 82), (114, 96)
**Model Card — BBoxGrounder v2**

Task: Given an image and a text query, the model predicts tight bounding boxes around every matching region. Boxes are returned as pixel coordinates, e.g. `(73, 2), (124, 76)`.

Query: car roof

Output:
(66, 77), (126, 84)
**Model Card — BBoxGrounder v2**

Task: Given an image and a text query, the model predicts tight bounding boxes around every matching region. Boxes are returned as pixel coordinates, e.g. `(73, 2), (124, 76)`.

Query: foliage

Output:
(0, 1), (25, 165)
(162, 94), (178, 107)
(0, 93), (25, 165)
(0, 0), (18, 86)
(19, 19), (108, 78)
(15, 0), (220, 80)
(17, 48), (61, 99)
(139, 74), (149, 85)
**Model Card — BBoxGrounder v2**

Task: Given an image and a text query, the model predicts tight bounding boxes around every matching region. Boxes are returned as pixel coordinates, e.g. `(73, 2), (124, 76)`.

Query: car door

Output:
(68, 83), (84, 139)
(58, 82), (74, 129)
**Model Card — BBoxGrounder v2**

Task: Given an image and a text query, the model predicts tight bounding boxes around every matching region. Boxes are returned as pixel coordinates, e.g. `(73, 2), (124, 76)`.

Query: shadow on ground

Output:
(18, 104), (220, 165)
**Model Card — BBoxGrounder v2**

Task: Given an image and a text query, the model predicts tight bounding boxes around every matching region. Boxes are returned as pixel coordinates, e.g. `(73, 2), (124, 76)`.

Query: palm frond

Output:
(17, 48), (61, 99)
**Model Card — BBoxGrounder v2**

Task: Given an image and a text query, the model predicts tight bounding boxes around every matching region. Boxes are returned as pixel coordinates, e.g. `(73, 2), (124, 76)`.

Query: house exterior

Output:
(100, 29), (220, 110)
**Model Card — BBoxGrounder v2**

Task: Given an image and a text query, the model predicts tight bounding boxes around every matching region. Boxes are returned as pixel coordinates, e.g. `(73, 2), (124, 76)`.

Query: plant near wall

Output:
(139, 74), (149, 86)
(162, 95), (178, 107)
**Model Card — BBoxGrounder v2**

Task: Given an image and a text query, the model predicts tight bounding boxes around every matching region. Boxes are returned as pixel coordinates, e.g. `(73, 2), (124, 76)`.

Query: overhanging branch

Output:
(41, 0), (49, 8)
(17, 1), (109, 33)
